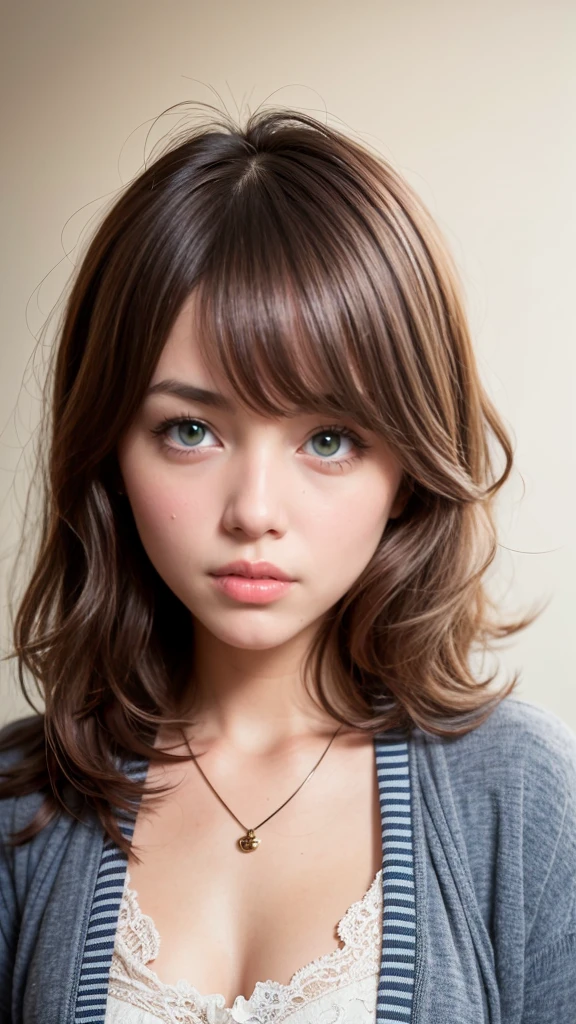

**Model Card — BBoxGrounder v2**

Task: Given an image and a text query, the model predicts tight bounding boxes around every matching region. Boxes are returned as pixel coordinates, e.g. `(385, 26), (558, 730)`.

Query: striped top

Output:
(74, 733), (415, 1024)
(74, 757), (150, 1024)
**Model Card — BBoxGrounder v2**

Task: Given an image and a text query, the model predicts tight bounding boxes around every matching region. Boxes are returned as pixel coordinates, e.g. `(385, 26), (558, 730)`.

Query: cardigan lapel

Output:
(373, 732), (417, 1023)
(71, 740), (418, 1023)
(22, 813), (105, 1024)
(71, 758), (148, 1023)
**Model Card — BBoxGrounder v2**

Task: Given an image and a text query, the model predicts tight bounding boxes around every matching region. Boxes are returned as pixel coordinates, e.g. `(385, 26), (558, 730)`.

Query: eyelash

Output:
(150, 414), (371, 472)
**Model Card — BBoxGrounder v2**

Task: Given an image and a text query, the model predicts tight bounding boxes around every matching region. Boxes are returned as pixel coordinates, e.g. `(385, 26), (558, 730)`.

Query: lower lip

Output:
(210, 574), (294, 603)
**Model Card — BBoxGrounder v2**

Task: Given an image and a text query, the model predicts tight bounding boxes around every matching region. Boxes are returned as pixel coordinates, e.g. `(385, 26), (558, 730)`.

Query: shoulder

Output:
(0, 713), (61, 844)
(414, 695), (576, 795)
(412, 697), (576, 957)
(472, 695), (576, 760)
(0, 712), (45, 760)
(0, 712), (103, 906)
(0, 710), (46, 785)
(410, 695), (576, 871)
(0, 713), (114, 849)
(0, 718), (106, 1010)
(0, 710), (46, 782)
(413, 696), (576, 846)
(456, 696), (576, 853)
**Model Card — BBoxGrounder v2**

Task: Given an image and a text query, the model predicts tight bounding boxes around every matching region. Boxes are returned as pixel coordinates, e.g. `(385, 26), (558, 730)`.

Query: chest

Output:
(125, 735), (383, 1005)
(15, 727), (530, 1024)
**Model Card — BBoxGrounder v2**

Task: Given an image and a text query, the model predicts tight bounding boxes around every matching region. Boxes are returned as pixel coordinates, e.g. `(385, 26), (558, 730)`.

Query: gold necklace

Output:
(189, 724), (344, 852)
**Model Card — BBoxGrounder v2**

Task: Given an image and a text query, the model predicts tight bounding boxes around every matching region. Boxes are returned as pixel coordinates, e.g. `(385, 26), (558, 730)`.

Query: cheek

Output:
(119, 448), (210, 571)
(302, 477), (393, 589)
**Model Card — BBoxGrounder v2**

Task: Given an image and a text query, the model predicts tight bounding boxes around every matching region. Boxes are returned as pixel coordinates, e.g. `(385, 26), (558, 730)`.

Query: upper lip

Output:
(211, 560), (294, 581)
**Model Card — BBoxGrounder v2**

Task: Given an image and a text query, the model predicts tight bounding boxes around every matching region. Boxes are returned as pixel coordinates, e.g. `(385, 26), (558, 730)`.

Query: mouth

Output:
(226, 573), (275, 579)
(210, 572), (295, 604)
(211, 560), (294, 583)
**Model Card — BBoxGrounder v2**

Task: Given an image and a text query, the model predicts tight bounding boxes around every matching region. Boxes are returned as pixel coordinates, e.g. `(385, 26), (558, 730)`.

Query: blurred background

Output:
(1, 0), (574, 729)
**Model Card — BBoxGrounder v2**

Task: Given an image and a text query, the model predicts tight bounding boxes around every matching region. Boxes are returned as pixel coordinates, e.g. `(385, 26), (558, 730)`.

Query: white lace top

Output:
(105, 867), (383, 1024)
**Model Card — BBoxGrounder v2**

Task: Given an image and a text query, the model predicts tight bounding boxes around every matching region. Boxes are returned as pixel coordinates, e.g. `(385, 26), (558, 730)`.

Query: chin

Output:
(194, 614), (314, 651)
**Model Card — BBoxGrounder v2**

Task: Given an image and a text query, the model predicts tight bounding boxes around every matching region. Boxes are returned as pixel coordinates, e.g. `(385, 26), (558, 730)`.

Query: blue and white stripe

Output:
(74, 759), (149, 1023)
(374, 734), (416, 1022)
(75, 737), (416, 1023)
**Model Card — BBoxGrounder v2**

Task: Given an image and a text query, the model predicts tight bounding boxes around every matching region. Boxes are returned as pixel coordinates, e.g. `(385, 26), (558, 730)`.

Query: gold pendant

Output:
(238, 829), (260, 852)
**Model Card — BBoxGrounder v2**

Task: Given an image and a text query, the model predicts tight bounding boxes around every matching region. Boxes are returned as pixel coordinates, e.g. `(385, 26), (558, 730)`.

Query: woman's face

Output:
(117, 296), (407, 654)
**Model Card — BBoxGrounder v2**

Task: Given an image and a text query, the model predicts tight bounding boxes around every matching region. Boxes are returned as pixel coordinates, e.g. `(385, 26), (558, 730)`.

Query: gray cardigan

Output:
(1, 696), (576, 1023)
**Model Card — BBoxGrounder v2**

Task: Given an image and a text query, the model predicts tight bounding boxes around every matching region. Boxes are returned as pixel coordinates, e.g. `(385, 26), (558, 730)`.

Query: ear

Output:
(389, 477), (413, 520)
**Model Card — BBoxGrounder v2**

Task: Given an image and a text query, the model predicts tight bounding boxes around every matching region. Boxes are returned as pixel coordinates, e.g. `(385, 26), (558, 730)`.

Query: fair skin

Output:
(116, 293), (408, 1003)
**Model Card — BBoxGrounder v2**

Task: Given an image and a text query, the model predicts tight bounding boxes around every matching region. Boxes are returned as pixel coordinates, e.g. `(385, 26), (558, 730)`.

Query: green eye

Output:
(311, 431), (343, 457)
(175, 421), (205, 446)
(151, 415), (370, 467)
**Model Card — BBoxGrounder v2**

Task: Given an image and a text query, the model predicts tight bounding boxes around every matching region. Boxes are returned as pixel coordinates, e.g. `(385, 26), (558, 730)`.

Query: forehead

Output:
(144, 266), (400, 441)
(151, 298), (217, 387)
(149, 293), (364, 421)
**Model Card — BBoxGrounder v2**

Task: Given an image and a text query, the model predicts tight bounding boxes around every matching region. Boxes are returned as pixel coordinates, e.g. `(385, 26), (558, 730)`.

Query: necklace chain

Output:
(188, 724), (344, 852)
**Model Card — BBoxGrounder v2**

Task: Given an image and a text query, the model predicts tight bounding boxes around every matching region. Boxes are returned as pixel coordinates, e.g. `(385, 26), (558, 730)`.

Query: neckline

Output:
(119, 864), (383, 1011)
(76, 732), (416, 1024)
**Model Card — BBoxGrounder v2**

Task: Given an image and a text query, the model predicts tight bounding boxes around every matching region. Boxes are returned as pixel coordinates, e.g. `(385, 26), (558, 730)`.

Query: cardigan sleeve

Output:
(522, 933), (576, 1022)
(519, 705), (576, 1021)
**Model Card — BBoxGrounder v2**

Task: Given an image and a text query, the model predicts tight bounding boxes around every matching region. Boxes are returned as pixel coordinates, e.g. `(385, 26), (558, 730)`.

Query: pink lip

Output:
(211, 560), (294, 582)
(210, 575), (294, 604)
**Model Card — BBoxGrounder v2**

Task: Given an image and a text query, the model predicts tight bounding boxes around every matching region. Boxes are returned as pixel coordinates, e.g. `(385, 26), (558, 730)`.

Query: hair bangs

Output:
(190, 172), (391, 434)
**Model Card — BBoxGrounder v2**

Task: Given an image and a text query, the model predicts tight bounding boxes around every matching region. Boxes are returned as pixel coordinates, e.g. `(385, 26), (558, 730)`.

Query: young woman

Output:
(1, 105), (575, 1024)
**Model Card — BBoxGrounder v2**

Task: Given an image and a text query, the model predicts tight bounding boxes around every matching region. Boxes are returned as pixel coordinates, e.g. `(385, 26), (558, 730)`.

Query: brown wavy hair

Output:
(0, 103), (541, 855)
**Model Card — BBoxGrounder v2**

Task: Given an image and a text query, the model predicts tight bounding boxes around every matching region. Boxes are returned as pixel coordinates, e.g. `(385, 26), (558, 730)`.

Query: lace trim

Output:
(107, 866), (383, 1024)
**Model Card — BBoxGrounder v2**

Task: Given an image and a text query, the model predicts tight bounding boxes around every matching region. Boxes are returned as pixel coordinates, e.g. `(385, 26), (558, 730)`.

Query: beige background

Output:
(1, 0), (574, 729)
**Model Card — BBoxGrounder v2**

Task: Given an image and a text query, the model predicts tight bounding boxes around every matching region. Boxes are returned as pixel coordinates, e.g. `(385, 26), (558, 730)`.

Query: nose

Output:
(220, 439), (290, 539)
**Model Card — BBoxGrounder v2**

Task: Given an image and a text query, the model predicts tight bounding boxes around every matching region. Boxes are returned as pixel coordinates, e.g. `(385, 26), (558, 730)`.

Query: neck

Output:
(172, 618), (343, 756)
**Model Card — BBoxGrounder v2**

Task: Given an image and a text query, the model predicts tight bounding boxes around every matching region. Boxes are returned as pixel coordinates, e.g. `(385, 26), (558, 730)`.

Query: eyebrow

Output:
(144, 378), (332, 418)
(145, 379), (235, 410)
